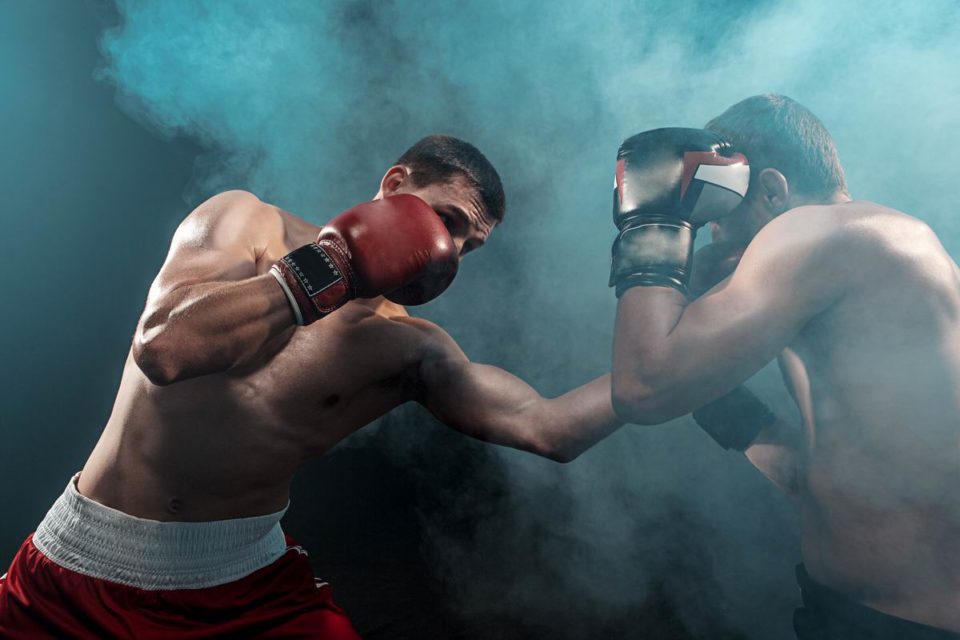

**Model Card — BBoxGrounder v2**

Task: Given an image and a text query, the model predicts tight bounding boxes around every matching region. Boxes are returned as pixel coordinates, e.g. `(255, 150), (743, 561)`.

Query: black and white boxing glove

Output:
(610, 128), (750, 297)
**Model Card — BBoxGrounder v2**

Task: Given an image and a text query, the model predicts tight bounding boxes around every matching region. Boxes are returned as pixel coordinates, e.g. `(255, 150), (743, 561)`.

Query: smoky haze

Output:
(90, 1), (960, 638)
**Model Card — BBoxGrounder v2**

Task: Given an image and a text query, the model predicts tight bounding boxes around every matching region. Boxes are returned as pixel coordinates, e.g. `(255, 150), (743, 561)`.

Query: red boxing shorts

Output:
(0, 475), (361, 639)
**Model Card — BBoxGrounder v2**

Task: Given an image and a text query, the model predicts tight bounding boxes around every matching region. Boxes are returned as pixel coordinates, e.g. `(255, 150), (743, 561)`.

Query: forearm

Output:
(613, 280), (796, 424)
(134, 274), (295, 384)
(421, 356), (621, 462)
(534, 375), (623, 462)
(691, 384), (802, 497)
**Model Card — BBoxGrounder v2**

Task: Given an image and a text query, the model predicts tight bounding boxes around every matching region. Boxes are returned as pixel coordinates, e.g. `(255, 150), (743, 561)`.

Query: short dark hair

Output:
(396, 135), (506, 223)
(705, 94), (847, 199)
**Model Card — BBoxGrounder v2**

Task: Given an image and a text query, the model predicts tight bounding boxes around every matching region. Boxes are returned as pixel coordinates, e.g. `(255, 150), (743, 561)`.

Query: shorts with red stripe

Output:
(0, 475), (360, 639)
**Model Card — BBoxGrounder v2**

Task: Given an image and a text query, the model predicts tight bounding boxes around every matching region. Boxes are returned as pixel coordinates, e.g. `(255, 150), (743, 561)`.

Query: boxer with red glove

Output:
(270, 194), (458, 325)
(1, 135), (625, 639)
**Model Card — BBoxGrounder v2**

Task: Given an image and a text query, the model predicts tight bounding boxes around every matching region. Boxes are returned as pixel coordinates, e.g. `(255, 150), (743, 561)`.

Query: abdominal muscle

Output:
(786, 351), (960, 631)
(78, 353), (306, 522)
(798, 447), (960, 631)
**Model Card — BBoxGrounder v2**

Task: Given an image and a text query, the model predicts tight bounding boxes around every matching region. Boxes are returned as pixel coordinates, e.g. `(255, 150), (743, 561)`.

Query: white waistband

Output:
(33, 474), (289, 590)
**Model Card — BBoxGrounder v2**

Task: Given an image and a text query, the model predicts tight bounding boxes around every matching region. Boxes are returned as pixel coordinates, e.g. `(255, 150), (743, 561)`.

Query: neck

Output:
(824, 189), (852, 204)
(356, 296), (408, 318)
(794, 189), (852, 207)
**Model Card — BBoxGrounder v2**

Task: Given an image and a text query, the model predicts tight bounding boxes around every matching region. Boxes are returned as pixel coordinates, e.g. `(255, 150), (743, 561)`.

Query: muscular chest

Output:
(241, 307), (421, 448)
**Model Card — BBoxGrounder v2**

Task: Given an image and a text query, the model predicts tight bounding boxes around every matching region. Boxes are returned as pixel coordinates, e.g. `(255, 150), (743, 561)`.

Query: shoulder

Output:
(387, 316), (470, 399)
(391, 315), (457, 346)
(747, 202), (909, 268)
(730, 204), (870, 306)
(762, 201), (932, 252)
(736, 205), (849, 287)
(389, 315), (467, 363)
(173, 190), (284, 250)
(753, 204), (847, 249)
(747, 201), (940, 291)
(186, 190), (272, 224)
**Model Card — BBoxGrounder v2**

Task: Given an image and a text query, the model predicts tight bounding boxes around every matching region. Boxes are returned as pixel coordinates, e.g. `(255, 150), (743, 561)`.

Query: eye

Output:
(437, 212), (458, 235)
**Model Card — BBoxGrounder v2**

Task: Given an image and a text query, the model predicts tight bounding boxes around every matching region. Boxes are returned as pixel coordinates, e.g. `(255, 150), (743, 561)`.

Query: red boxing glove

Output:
(270, 194), (459, 325)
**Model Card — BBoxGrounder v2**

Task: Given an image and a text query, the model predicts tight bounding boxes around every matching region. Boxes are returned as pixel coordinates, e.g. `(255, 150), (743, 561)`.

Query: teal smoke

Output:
(96, 2), (960, 637)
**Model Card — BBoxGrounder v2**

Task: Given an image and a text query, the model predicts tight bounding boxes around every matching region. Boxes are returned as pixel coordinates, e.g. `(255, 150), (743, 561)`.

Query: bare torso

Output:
(79, 208), (428, 521)
(777, 202), (960, 628)
(77, 188), (619, 524)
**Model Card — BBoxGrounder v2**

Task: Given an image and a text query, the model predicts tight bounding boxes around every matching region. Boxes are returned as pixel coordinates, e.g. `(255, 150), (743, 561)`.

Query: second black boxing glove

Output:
(610, 128), (749, 296)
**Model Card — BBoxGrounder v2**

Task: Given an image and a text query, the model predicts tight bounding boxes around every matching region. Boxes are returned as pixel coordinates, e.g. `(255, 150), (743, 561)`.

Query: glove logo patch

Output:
(283, 243), (343, 298)
(680, 151), (750, 200)
(680, 151), (750, 224)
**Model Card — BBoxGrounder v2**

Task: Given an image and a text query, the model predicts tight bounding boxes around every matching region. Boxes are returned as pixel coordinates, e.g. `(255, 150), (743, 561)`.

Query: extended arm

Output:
(409, 321), (622, 462)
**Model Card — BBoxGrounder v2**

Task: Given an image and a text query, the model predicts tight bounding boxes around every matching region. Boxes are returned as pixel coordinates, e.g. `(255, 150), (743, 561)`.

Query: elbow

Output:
(132, 328), (185, 386)
(534, 444), (580, 464)
(542, 443), (578, 464)
(522, 431), (578, 464)
(611, 372), (675, 426)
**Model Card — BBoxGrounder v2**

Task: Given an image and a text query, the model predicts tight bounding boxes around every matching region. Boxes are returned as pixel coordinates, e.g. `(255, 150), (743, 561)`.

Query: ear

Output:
(378, 165), (410, 198)
(757, 168), (789, 214)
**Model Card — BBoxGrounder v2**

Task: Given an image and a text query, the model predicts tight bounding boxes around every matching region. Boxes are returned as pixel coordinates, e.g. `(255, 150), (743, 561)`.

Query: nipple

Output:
(322, 394), (340, 408)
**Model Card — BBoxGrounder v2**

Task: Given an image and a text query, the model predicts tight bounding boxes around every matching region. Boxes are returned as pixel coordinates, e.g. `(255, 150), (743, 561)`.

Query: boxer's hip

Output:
(0, 474), (360, 639)
(32, 473), (289, 590)
(794, 564), (960, 640)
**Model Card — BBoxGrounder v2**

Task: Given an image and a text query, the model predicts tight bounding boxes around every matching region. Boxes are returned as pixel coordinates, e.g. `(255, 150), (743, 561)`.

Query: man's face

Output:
(398, 175), (496, 257)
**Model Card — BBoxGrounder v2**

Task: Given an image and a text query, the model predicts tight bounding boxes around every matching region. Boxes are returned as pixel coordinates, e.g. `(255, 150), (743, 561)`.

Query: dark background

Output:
(3, 2), (958, 639)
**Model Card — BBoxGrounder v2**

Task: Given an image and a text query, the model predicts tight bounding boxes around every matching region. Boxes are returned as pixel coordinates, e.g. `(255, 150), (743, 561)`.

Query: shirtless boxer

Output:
(608, 96), (960, 639)
(0, 135), (621, 638)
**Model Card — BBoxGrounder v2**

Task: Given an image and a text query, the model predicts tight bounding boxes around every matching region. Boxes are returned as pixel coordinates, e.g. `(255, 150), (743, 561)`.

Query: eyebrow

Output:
(440, 204), (482, 232)
(444, 204), (469, 221)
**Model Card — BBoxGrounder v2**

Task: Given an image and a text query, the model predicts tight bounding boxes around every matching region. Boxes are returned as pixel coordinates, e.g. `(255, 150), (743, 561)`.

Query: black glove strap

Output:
(692, 386), (776, 451)
(610, 216), (695, 297)
(280, 243), (345, 299)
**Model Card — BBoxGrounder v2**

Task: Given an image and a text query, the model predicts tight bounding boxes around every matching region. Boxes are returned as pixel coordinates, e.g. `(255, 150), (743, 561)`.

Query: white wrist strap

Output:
(269, 265), (305, 326)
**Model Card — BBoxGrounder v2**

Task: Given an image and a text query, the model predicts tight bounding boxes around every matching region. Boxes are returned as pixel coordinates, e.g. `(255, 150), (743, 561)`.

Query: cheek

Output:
(710, 212), (753, 245)
(729, 201), (761, 231)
